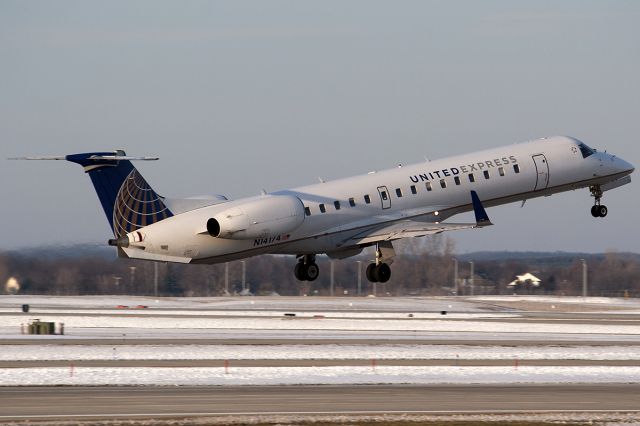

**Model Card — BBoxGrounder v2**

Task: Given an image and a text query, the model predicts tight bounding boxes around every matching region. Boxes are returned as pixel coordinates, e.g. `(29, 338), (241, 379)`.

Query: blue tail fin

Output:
(66, 151), (173, 237)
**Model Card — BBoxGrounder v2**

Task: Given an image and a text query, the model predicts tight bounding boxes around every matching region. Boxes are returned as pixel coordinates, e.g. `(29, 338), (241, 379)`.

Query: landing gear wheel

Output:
(294, 255), (320, 281)
(294, 262), (307, 281)
(366, 263), (378, 283)
(306, 263), (319, 281)
(598, 205), (608, 218)
(376, 263), (391, 283)
(365, 263), (391, 283)
(589, 185), (608, 219)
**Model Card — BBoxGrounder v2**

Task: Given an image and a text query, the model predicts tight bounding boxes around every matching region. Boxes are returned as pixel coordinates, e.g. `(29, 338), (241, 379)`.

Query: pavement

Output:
(2, 295), (640, 424)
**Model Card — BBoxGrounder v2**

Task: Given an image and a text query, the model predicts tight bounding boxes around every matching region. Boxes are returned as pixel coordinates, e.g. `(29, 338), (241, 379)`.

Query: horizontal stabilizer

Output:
(9, 155), (158, 161)
(10, 150), (172, 238)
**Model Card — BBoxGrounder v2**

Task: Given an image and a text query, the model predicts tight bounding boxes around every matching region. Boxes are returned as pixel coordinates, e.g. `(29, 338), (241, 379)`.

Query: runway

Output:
(2, 384), (640, 421)
(2, 295), (640, 423)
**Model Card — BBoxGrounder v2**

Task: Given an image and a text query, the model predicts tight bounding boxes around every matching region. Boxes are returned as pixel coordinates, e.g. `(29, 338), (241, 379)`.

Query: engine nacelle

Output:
(207, 195), (305, 239)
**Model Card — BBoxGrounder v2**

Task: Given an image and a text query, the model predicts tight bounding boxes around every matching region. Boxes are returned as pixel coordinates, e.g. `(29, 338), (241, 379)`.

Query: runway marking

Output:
(4, 409), (640, 419)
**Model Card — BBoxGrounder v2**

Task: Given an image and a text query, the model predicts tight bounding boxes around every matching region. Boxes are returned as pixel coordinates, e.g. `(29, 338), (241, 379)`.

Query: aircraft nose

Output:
(616, 157), (635, 175)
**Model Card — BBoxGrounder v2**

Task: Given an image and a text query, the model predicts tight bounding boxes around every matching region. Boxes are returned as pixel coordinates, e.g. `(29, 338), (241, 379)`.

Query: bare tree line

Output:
(1, 237), (639, 297)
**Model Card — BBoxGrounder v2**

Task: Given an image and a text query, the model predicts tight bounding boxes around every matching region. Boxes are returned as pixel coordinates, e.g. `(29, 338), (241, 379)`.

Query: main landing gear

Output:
(589, 185), (608, 218)
(294, 254), (319, 281)
(365, 242), (395, 284)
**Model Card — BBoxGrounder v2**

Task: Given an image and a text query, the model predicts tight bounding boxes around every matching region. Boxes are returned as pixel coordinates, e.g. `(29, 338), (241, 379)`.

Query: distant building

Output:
(5, 277), (20, 295)
(507, 273), (542, 293)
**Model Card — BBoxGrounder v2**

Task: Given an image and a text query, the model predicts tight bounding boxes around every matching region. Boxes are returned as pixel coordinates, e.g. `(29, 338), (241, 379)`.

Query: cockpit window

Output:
(578, 143), (595, 159)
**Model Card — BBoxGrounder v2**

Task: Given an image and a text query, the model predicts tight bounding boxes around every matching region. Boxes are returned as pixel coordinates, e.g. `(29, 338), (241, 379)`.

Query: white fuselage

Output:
(122, 136), (634, 264)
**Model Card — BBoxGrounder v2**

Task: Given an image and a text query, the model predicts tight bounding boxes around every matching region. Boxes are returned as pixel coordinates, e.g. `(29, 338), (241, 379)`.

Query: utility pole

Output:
(356, 260), (362, 296)
(153, 262), (158, 297)
(224, 262), (229, 295)
(453, 258), (459, 295)
(330, 261), (335, 296)
(129, 266), (136, 293)
(469, 261), (474, 296)
(581, 259), (588, 298)
(241, 260), (246, 292)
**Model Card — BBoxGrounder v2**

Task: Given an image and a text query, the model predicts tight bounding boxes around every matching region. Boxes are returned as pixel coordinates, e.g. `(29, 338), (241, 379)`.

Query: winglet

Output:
(470, 191), (493, 227)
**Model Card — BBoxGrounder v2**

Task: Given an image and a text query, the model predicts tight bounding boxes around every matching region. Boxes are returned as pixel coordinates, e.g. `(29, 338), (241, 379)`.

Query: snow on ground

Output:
(3, 296), (640, 388)
(470, 295), (640, 306)
(0, 309), (518, 319)
(0, 295), (487, 312)
(7, 328), (640, 342)
(3, 344), (640, 361)
(3, 315), (640, 335)
(2, 366), (640, 386)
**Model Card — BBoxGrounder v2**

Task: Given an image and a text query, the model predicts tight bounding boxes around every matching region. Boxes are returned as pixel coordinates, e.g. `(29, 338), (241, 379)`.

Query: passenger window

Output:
(498, 166), (505, 176)
(425, 182), (432, 191)
(349, 197), (355, 207)
(319, 204), (326, 213)
(440, 179), (446, 189)
(513, 164), (520, 174)
(410, 185), (417, 194)
(484, 170), (490, 179)
(334, 201), (341, 210)
(304, 206), (311, 216)
(381, 191), (388, 200)
(395, 188), (402, 197)
(454, 176), (461, 185)
(364, 194), (371, 204)
(468, 173), (475, 183)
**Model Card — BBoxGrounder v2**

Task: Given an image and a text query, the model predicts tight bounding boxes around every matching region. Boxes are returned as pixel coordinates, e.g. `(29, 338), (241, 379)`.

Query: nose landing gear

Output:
(589, 185), (608, 218)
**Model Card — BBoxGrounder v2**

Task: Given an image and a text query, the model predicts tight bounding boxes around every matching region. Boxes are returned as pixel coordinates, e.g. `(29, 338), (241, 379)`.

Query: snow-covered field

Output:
(2, 295), (640, 387)
(2, 366), (640, 386)
(4, 314), (640, 335)
(2, 344), (640, 361)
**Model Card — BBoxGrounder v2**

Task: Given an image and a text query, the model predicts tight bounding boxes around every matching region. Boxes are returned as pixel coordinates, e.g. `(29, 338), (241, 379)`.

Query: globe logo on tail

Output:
(112, 169), (172, 238)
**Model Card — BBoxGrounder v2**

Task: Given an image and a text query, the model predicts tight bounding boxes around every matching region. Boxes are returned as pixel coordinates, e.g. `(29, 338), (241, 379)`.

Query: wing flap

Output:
(346, 190), (492, 246)
(347, 221), (481, 245)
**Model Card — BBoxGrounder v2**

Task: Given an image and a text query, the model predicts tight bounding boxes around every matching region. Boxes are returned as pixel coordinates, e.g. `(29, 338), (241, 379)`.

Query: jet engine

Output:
(207, 194), (305, 239)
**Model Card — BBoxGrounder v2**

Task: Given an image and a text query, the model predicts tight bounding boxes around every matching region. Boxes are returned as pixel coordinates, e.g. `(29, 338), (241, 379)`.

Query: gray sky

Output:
(1, 0), (639, 253)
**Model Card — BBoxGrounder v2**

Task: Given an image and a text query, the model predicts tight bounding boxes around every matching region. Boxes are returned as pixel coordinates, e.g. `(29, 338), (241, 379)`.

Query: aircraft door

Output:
(532, 154), (549, 190)
(377, 186), (391, 209)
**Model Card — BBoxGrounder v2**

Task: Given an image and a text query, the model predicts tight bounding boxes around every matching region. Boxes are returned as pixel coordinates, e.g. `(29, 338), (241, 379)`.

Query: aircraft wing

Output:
(346, 190), (492, 245)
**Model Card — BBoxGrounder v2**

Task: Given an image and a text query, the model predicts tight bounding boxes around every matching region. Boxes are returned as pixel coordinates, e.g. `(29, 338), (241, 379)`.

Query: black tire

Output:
(366, 263), (378, 282)
(591, 205), (599, 217)
(598, 205), (608, 218)
(377, 263), (391, 283)
(306, 263), (319, 281)
(294, 262), (307, 281)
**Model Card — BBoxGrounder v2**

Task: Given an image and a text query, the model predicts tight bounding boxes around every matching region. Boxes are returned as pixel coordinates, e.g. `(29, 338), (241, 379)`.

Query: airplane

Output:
(14, 135), (634, 283)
